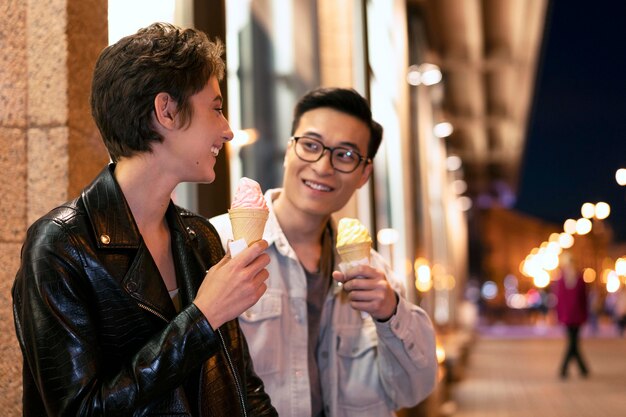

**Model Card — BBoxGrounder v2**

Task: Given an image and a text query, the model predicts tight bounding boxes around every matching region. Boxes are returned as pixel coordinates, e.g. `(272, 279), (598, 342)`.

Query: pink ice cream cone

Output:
(229, 177), (269, 246)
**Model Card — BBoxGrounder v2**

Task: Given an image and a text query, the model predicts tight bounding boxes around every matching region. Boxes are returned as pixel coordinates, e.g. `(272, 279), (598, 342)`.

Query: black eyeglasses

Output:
(289, 136), (371, 173)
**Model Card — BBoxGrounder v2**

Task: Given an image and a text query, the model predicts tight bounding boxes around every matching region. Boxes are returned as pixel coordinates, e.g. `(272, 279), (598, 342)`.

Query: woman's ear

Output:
(153, 92), (178, 129)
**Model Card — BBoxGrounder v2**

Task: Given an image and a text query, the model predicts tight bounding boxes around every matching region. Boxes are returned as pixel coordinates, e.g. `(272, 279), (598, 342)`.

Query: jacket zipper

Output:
(138, 303), (246, 416)
(138, 302), (168, 322)
(217, 328), (247, 417)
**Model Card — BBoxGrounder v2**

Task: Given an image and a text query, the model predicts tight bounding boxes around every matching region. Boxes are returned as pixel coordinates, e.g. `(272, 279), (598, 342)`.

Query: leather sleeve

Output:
(183, 212), (278, 416)
(13, 216), (221, 416)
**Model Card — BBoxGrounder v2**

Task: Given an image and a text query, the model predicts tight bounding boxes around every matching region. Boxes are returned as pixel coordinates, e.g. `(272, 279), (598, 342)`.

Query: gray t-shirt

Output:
(303, 222), (334, 417)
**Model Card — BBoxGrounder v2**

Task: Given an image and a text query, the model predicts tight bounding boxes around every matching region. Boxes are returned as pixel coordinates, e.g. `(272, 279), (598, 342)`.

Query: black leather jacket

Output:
(12, 165), (277, 417)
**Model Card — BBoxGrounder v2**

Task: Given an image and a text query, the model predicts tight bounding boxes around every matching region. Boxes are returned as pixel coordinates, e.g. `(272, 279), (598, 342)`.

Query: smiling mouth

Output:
(211, 146), (220, 157)
(303, 179), (333, 192)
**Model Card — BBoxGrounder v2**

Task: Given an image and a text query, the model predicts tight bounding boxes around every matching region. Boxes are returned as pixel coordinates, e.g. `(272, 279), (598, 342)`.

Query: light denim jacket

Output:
(210, 189), (437, 417)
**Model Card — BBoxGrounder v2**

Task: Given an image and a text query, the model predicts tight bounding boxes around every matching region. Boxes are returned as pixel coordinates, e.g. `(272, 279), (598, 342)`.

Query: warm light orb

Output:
(582, 268), (596, 283)
(434, 122), (454, 138)
(542, 253), (560, 271)
(377, 228), (400, 245)
(522, 255), (541, 277)
(230, 128), (259, 148)
(616, 168), (626, 186)
(546, 241), (562, 255)
(446, 155), (462, 171)
(416, 264), (431, 284)
(415, 278), (433, 292)
(457, 196), (472, 211)
(407, 63), (443, 86)
(533, 270), (551, 288)
(548, 233), (560, 243)
(435, 342), (446, 364)
(558, 233), (574, 249)
(581, 203), (595, 219)
(419, 63), (443, 86)
(452, 179), (467, 194)
(607, 270), (620, 293)
(563, 219), (577, 235)
(406, 65), (421, 86)
(595, 202), (610, 219)
(616, 258), (626, 276)
(575, 218), (592, 235)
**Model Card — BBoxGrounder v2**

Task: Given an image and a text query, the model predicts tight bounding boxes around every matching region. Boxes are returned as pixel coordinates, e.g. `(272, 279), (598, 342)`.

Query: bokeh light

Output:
(595, 202), (610, 219)
(481, 281), (498, 300)
(582, 268), (596, 283)
(575, 218), (592, 235)
(558, 233), (574, 249)
(563, 219), (577, 235)
(446, 155), (462, 171)
(581, 202), (595, 219)
(615, 258), (626, 276)
(533, 270), (551, 288)
(452, 179), (468, 194)
(616, 168), (626, 186)
(607, 270), (620, 293)
(434, 122), (454, 138)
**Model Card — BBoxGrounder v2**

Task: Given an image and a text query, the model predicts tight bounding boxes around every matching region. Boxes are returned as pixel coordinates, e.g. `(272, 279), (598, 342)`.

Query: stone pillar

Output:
(0, 0), (108, 413)
(317, 0), (369, 224)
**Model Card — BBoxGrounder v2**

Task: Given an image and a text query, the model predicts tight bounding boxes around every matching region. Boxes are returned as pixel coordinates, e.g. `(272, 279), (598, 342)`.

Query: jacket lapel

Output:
(166, 205), (208, 308)
(81, 164), (176, 321)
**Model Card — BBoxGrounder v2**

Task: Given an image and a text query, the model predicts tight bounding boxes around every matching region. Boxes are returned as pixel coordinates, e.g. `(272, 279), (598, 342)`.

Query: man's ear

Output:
(283, 139), (294, 168)
(153, 92), (178, 129)
(356, 161), (373, 189)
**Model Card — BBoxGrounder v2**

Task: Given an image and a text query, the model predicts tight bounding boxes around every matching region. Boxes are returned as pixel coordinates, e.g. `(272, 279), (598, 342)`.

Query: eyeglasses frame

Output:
(289, 136), (372, 173)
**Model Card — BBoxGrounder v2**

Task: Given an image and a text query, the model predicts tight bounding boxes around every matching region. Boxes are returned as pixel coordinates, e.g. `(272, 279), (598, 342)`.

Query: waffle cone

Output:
(229, 208), (269, 246)
(336, 242), (371, 264)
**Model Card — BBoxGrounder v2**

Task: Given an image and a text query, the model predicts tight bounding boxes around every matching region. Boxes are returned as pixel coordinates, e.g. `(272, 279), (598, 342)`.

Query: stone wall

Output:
(0, 0), (107, 413)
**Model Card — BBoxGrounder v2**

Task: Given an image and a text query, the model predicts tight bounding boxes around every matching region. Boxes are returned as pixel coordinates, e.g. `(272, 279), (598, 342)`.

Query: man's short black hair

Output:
(291, 87), (383, 159)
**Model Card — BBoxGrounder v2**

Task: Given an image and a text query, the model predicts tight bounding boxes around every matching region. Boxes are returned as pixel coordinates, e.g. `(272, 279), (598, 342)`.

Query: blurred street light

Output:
(558, 232), (574, 249)
(575, 218), (592, 235)
(433, 121), (454, 138)
(228, 129), (259, 196)
(452, 179), (467, 194)
(581, 202), (595, 219)
(616, 168), (626, 186)
(595, 201), (610, 219)
(615, 258), (626, 276)
(377, 228), (399, 269)
(406, 63), (442, 86)
(563, 218), (577, 234)
(446, 155), (462, 171)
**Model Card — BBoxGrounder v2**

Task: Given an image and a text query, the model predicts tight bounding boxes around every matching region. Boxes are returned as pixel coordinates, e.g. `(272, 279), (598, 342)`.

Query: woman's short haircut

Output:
(90, 22), (225, 161)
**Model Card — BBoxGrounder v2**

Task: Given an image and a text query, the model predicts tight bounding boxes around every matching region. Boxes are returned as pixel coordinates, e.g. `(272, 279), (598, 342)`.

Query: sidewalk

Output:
(446, 324), (626, 417)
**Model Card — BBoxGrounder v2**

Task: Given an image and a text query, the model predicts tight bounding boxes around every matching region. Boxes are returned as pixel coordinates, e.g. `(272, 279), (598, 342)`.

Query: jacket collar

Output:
(82, 164), (142, 249)
(264, 188), (343, 294)
(81, 164), (201, 320)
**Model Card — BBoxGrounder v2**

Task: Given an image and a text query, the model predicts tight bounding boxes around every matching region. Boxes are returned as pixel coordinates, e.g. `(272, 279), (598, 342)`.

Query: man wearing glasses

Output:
(211, 87), (437, 417)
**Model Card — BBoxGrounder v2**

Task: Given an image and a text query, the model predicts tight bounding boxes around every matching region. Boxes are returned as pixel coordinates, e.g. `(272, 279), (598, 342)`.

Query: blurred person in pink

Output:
(555, 252), (589, 379)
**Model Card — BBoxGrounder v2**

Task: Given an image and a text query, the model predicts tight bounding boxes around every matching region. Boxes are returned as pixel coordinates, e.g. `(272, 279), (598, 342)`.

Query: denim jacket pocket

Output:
(337, 327), (378, 358)
(240, 288), (282, 322)
(335, 326), (386, 411)
(239, 288), (283, 376)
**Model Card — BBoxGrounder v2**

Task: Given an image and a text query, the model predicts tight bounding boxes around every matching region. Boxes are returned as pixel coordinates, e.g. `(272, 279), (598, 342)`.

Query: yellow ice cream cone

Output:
(337, 241), (371, 264)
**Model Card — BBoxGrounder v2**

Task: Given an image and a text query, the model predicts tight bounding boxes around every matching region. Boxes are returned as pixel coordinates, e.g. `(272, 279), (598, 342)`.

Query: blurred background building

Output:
(2, 0), (622, 415)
